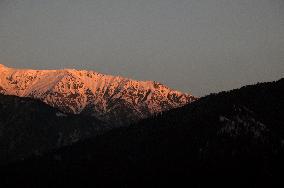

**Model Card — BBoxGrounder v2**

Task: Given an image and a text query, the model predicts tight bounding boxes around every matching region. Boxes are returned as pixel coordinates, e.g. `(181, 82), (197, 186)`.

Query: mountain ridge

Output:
(0, 64), (196, 125)
(2, 78), (283, 187)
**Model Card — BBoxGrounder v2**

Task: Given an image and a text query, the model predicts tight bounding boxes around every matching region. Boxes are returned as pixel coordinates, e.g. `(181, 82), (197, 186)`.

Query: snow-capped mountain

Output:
(3, 78), (283, 187)
(0, 64), (196, 125)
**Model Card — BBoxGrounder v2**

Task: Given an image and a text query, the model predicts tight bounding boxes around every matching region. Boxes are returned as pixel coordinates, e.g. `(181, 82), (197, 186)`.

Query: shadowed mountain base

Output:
(1, 78), (284, 187)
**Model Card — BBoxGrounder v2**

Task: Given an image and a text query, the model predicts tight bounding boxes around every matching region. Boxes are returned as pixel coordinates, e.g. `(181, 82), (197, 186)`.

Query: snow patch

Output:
(56, 112), (67, 117)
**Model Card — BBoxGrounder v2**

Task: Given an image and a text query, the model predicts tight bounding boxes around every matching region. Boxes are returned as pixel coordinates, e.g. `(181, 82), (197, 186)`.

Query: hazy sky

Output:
(0, 0), (283, 96)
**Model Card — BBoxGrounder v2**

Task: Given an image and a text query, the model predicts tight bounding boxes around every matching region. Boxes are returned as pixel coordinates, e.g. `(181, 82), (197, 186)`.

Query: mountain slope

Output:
(0, 64), (196, 125)
(0, 94), (106, 164)
(2, 78), (283, 187)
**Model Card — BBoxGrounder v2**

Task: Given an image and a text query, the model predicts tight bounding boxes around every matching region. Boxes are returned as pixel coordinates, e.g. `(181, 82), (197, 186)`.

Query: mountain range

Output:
(1, 78), (283, 187)
(0, 64), (196, 125)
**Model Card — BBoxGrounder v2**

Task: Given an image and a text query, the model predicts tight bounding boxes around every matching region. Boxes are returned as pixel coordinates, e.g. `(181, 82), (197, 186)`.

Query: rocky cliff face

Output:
(0, 64), (196, 125)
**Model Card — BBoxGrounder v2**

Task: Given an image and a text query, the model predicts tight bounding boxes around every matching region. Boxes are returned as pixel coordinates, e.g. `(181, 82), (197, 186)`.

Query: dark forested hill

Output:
(0, 94), (106, 164)
(1, 78), (284, 187)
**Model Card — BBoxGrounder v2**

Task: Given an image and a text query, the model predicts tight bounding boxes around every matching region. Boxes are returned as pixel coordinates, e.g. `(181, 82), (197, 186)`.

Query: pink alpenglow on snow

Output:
(0, 64), (196, 125)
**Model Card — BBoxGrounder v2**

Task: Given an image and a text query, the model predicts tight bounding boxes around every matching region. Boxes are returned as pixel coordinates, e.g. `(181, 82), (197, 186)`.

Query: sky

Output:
(0, 0), (283, 96)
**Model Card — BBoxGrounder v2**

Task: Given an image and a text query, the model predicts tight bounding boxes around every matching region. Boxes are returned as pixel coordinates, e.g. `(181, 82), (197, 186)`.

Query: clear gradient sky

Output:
(0, 0), (283, 96)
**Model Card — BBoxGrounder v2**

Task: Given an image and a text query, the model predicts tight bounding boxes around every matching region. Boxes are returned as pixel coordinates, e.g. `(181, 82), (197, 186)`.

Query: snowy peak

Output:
(0, 64), (11, 72)
(0, 64), (196, 125)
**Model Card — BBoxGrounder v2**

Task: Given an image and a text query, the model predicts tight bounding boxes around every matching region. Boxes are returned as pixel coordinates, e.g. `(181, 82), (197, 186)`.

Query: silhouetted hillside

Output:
(1, 78), (284, 187)
(0, 94), (107, 164)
